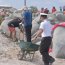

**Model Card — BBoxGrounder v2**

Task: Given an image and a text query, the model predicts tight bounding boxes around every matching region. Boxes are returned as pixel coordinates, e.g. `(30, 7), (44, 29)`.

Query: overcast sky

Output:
(0, 0), (65, 11)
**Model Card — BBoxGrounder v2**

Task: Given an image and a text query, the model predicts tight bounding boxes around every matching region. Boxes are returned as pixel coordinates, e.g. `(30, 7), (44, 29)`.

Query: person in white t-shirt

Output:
(32, 13), (55, 65)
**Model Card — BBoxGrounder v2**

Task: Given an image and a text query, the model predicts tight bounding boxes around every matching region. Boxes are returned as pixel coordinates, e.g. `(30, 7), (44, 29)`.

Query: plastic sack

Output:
(53, 26), (65, 59)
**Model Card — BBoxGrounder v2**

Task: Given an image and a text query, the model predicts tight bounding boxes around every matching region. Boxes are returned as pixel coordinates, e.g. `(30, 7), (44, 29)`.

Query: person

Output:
(52, 6), (56, 13)
(63, 6), (65, 14)
(60, 7), (62, 12)
(8, 17), (22, 41)
(44, 8), (49, 14)
(32, 13), (55, 65)
(23, 7), (32, 42)
(63, 6), (65, 11)
(41, 8), (44, 13)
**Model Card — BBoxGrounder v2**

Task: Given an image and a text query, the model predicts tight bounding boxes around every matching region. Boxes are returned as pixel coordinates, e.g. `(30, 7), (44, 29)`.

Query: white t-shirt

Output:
(39, 19), (52, 37)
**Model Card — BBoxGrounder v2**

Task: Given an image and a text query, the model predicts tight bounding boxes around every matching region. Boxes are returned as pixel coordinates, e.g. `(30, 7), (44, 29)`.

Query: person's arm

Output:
(32, 22), (44, 41)
(32, 29), (43, 41)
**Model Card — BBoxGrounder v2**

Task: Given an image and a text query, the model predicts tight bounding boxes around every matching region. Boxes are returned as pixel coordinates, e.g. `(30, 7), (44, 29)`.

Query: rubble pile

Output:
(0, 32), (21, 59)
(0, 31), (43, 65)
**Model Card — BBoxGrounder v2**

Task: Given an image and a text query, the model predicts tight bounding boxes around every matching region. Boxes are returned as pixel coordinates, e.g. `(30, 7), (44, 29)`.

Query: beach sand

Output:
(0, 31), (65, 65)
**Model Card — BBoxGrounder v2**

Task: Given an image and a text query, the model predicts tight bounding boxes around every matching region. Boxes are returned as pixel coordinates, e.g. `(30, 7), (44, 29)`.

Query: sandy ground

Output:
(0, 31), (65, 65)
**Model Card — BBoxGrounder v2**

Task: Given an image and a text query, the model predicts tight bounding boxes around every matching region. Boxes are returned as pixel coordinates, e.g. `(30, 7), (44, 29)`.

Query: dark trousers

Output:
(40, 37), (52, 65)
(25, 26), (32, 42)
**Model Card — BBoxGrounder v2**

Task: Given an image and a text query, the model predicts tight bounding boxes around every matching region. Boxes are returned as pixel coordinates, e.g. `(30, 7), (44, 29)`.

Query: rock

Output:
(56, 13), (65, 22)
(53, 26), (65, 59)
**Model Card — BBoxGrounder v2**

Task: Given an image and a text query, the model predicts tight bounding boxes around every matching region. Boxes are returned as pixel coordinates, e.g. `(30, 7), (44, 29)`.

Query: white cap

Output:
(40, 13), (48, 16)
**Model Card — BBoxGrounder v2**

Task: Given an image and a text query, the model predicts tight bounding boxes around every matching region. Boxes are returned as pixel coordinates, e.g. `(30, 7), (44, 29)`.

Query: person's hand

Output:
(31, 32), (37, 38)
(31, 36), (37, 41)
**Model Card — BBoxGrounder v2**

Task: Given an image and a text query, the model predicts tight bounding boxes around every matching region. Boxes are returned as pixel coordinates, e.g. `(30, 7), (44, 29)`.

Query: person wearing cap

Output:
(8, 17), (22, 41)
(32, 13), (55, 65)
(22, 7), (32, 42)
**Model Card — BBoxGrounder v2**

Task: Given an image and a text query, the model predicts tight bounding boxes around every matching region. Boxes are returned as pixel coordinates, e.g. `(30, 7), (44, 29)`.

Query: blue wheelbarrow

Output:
(18, 40), (39, 61)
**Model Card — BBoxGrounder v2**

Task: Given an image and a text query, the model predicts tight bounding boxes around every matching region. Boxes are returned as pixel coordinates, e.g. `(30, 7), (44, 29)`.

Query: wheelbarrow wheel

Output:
(17, 50), (25, 60)
(22, 51), (35, 61)
(28, 51), (35, 61)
